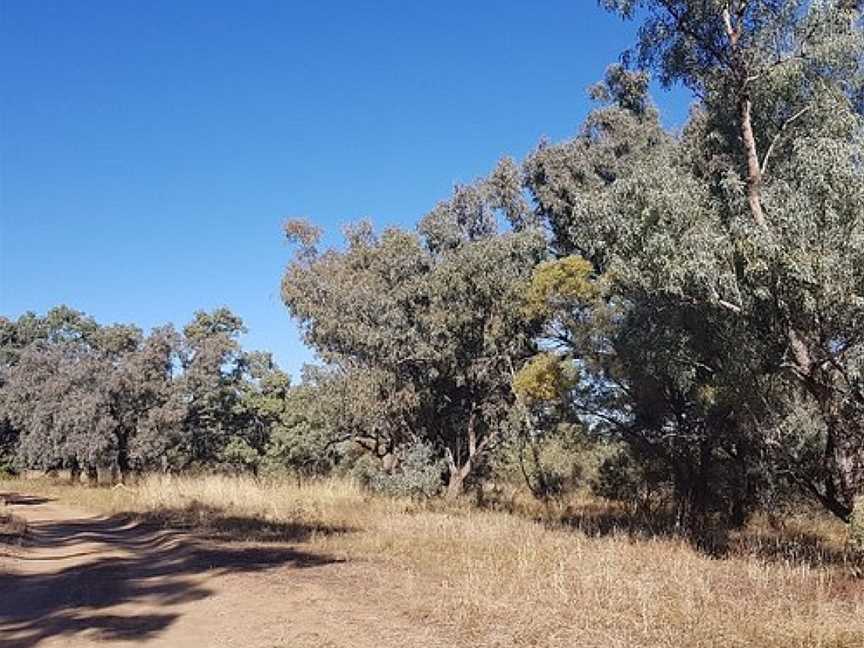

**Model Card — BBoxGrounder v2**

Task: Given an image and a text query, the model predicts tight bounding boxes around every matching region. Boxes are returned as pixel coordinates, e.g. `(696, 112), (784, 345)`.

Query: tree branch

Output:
(760, 106), (812, 175)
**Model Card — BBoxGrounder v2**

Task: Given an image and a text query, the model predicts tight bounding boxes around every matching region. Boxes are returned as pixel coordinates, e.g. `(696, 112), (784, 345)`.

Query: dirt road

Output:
(0, 492), (448, 648)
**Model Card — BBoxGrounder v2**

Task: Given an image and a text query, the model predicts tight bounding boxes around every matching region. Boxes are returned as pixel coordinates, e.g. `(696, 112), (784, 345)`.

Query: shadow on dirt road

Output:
(0, 496), (345, 648)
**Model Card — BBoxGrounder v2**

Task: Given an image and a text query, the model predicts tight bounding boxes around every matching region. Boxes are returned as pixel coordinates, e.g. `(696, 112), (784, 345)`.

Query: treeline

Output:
(2, 1), (863, 535)
(0, 306), (291, 480)
(279, 0), (864, 531)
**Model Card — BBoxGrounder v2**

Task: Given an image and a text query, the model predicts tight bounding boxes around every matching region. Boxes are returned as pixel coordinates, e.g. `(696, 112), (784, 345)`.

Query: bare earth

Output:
(0, 493), (449, 648)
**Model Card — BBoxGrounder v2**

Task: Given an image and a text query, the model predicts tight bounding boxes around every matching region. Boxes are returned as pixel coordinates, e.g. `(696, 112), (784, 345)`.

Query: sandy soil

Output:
(0, 492), (450, 648)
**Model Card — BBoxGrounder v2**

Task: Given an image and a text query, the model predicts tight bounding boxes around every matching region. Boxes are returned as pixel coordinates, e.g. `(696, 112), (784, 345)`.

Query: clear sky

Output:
(0, 1), (692, 380)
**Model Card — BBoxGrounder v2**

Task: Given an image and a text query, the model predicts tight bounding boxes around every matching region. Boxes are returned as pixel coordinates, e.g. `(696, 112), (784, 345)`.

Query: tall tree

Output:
(526, 0), (864, 521)
(0, 309), (188, 479)
(282, 164), (546, 496)
(0, 306), (284, 479)
(179, 308), (248, 466)
(608, 0), (864, 521)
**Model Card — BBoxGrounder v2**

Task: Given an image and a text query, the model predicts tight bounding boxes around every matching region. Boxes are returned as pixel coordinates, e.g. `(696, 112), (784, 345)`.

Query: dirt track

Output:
(0, 493), (448, 648)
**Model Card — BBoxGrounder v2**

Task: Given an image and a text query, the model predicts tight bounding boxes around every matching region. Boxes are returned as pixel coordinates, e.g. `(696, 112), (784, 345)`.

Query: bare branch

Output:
(722, 5), (739, 48)
(718, 299), (743, 314)
(761, 106), (812, 175)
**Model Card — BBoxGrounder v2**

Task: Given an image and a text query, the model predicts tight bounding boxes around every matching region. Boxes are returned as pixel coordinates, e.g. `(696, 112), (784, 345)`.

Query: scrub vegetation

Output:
(2, 473), (862, 648)
(2, 2), (864, 646)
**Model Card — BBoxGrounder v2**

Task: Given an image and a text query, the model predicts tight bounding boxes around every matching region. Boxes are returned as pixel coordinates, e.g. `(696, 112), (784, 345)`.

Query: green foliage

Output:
(591, 447), (668, 510)
(220, 437), (261, 472)
(491, 425), (602, 500)
(262, 380), (344, 478)
(281, 165), (546, 496)
(519, 0), (864, 528)
(0, 310), (182, 474)
(524, 256), (598, 318)
(363, 442), (445, 499)
(512, 354), (576, 404)
(852, 497), (864, 553)
(0, 307), (290, 479)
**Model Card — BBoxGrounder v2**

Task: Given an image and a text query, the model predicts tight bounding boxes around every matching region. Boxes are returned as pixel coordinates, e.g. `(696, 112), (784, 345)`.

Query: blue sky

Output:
(0, 1), (692, 380)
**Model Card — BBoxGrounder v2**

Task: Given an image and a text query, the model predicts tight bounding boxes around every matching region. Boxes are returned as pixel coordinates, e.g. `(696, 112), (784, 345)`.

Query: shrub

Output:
(220, 437), (262, 473)
(591, 447), (668, 512)
(361, 442), (445, 499)
(491, 427), (609, 500)
(851, 496), (864, 554)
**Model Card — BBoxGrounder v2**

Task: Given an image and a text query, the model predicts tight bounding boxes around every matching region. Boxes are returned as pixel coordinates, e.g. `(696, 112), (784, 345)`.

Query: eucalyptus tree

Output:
(222, 350), (292, 473)
(0, 305), (293, 478)
(0, 309), (187, 479)
(524, 0), (864, 522)
(2, 318), (120, 479)
(282, 164), (545, 496)
(262, 365), (359, 477)
(522, 70), (768, 527)
(606, 0), (864, 522)
(0, 316), (22, 467)
(179, 308), (251, 467)
(0, 308), (104, 477)
(109, 325), (188, 473)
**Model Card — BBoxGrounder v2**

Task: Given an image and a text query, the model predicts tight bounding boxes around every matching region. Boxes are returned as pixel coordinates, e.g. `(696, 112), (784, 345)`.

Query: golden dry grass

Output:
(0, 501), (27, 548)
(2, 474), (862, 648)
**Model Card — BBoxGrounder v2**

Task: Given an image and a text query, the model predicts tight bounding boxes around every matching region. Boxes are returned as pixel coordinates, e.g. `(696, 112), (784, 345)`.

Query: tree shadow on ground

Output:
(721, 527), (859, 569)
(556, 502), (858, 571)
(0, 502), (353, 648)
(0, 493), (54, 506)
(110, 501), (352, 544)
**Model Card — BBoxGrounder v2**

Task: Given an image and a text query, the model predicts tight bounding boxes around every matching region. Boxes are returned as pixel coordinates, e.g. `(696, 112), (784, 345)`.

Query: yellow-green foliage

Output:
(524, 255), (597, 316)
(513, 353), (576, 403)
(852, 496), (864, 553)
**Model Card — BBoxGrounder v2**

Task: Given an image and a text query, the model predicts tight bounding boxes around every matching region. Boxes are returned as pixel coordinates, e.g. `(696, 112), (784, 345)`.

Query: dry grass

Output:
(2, 474), (862, 648)
(0, 500), (27, 549)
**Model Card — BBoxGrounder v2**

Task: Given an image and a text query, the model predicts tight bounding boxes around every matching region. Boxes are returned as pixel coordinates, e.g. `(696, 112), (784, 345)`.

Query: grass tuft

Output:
(0, 501), (27, 546)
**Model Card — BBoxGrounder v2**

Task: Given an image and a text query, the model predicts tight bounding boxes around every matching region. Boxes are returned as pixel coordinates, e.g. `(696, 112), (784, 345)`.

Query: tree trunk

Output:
(446, 439), (474, 499)
(738, 95), (768, 230)
(818, 414), (861, 522)
(446, 465), (468, 499)
(445, 409), (486, 499)
(671, 449), (710, 537)
(723, 4), (767, 231)
(117, 451), (130, 485)
(69, 461), (81, 485)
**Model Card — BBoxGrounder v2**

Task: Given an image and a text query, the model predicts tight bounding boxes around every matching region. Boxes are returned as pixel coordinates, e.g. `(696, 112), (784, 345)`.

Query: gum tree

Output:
(527, 0), (863, 521)
(0, 309), (187, 479)
(281, 164), (546, 496)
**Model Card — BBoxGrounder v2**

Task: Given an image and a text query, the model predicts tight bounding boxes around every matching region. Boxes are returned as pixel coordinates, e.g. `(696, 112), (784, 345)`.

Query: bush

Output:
(851, 496), (864, 554)
(220, 437), (262, 473)
(348, 452), (381, 489)
(263, 420), (343, 478)
(491, 426), (607, 500)
(0, 438), (17, 476)
(591, 447), (668, 512)
(358, 442), (445, 499)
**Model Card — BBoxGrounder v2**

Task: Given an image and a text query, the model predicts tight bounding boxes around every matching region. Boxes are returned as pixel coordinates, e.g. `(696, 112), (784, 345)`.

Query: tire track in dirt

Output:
(0, 492), (450, 648)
